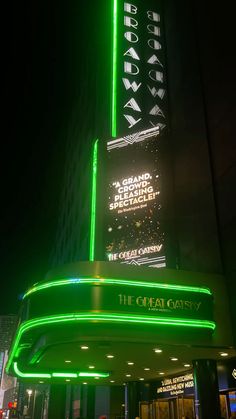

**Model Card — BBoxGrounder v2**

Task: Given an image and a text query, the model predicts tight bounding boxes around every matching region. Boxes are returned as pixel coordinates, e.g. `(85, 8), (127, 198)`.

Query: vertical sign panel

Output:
(104, 127), (166, 268)
(112, 0), (167, 138)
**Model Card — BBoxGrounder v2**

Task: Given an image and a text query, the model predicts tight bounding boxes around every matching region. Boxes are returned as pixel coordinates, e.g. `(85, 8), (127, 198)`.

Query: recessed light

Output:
(154, 349), (162, 353)
(65, 360), (71, 363)
(144, 368), (150, 371)
(127, 362), (134, 365)
(159, 372), (165, 375)
(106, 354), (114, 358)
(39, 381), (44, 384)
(66, 379), (70, 382)
(170, 357), (178, 361)
(220, 352), (228, 357)
(110, 380), (115, 383)
(83, 382), (87, 385)
(94, 377), (100, 380)
(139, 378), (144, 381)
(184, 364), (191, 367)
(81, 346), (89, 350)
(89, 366), (95, 369)
(126, 374), (131, 377)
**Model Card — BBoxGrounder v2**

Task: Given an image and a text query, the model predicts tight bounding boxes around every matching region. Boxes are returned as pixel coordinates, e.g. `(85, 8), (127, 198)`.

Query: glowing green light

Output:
(78, 372), (109, 378)
(89, 139), (98, 262)
(52, 373), (77, 378)
(13, 362), (51, 378)
(23, 277), (212, 299)
(6, 313), (215, 374)
(111, 0), (118, 137)
(12, 363), (109, 380)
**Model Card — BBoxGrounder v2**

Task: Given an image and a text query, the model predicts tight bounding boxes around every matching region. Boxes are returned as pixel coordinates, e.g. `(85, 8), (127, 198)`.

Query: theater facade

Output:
(7, 0), (236, 418)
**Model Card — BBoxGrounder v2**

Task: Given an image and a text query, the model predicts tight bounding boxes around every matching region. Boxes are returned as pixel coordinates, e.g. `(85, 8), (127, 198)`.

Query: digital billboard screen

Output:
(104, 127), (166, 268)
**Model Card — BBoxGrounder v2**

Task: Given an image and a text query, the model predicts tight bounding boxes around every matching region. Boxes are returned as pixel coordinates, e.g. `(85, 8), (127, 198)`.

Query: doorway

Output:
(140, 397), (195, 419)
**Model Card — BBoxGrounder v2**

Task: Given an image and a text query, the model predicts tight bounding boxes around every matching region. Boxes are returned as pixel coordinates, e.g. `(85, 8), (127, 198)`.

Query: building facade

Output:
(6, 1), (236, 418)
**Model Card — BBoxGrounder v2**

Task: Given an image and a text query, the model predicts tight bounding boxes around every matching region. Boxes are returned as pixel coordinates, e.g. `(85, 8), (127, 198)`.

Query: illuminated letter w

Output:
(122, 78), (142, 92)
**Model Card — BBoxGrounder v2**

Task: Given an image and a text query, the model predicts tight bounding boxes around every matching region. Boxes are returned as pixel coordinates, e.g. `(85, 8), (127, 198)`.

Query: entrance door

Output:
(153, 398), (194, 419)
(140, 401), (150, 419)
(153, 400), (170, 419)
(169, 399), (177, 419)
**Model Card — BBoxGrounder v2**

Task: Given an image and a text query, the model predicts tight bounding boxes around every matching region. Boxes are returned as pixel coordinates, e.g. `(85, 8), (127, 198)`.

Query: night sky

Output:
(1, 0), (69, 314)
(1, 1), (235, 315)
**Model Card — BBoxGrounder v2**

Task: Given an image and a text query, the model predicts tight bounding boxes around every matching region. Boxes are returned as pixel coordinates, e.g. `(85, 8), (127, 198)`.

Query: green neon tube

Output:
(6, 313), (215, 373)
(89, 139), (98, 262)
(13, 362), (51, 378)
(78, 372), (109, 378)
(52, 373), (77, 378)
(23, 277), (212, 299)
(13, 363), (109, 380)
(111, 0), (118, 137)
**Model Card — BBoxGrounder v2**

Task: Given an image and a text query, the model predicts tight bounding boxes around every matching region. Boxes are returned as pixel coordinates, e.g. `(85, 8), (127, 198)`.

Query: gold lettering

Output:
(167, 299), (174, 309)
(196, 302), (201, 311)
(136, 296), (144, 306)
(175, 300), (183, 309)
(119, 294), (128, 305)
(128, 295), (135, 306)
(154, 298), (165, 308)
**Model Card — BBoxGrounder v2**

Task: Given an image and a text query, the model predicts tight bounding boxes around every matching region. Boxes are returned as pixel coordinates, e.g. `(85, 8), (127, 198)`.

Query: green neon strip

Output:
(78, 372), (109, 378)
(111, 0), (118, 137)
(52, 373), (77, 378)
(89, 140), (98, 262)
(7, 313), (215, 373)
(23, 277), (212, 299)
(13, 363), (109, 380)
(13, 362), (51, 378)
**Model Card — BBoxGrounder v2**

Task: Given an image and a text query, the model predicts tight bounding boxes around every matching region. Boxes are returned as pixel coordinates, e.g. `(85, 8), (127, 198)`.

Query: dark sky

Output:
(1, 0), (69, 314)
(1, 0), (235, 315)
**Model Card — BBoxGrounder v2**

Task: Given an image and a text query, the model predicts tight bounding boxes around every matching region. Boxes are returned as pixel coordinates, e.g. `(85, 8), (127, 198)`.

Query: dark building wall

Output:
(192, 1), (236, 342)
(50, 1), (111, 266)
(164, 0), (222, 274)
(164, 0), (235, 340)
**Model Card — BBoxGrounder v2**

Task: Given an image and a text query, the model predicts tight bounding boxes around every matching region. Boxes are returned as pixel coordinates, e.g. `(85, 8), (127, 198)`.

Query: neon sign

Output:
(112, 0), (167, 137)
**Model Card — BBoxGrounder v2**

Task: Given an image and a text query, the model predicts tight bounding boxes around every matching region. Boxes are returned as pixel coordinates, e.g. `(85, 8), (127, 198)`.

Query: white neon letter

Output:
(124, 16), (138, 29)
(122, 78), (142, 92)
(147, 86), (165, 99)
(147, 24), (160, 36)
(125, 31), (138, 43)
(124, 114), (142, 128)
(124, 47), (140, 60)
(147, 11), (160, 22)
(124, 61), (139, 75)
(148, 39), (162, 50)
(124, 98), (141, 112)
(149, 70), (163, 82)
(149, 105), (165, 117)
(147, 55), (163, 66)
(124, 3), (138, 14)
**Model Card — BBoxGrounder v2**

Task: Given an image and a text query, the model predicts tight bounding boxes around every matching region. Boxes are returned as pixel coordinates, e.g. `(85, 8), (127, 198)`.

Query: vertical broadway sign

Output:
(112, 0), (167, 137)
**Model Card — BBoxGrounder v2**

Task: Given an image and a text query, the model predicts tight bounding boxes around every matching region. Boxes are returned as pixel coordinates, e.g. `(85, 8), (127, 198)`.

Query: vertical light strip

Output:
(111, 0), (118, 137)
(89, 139), (98, 261)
